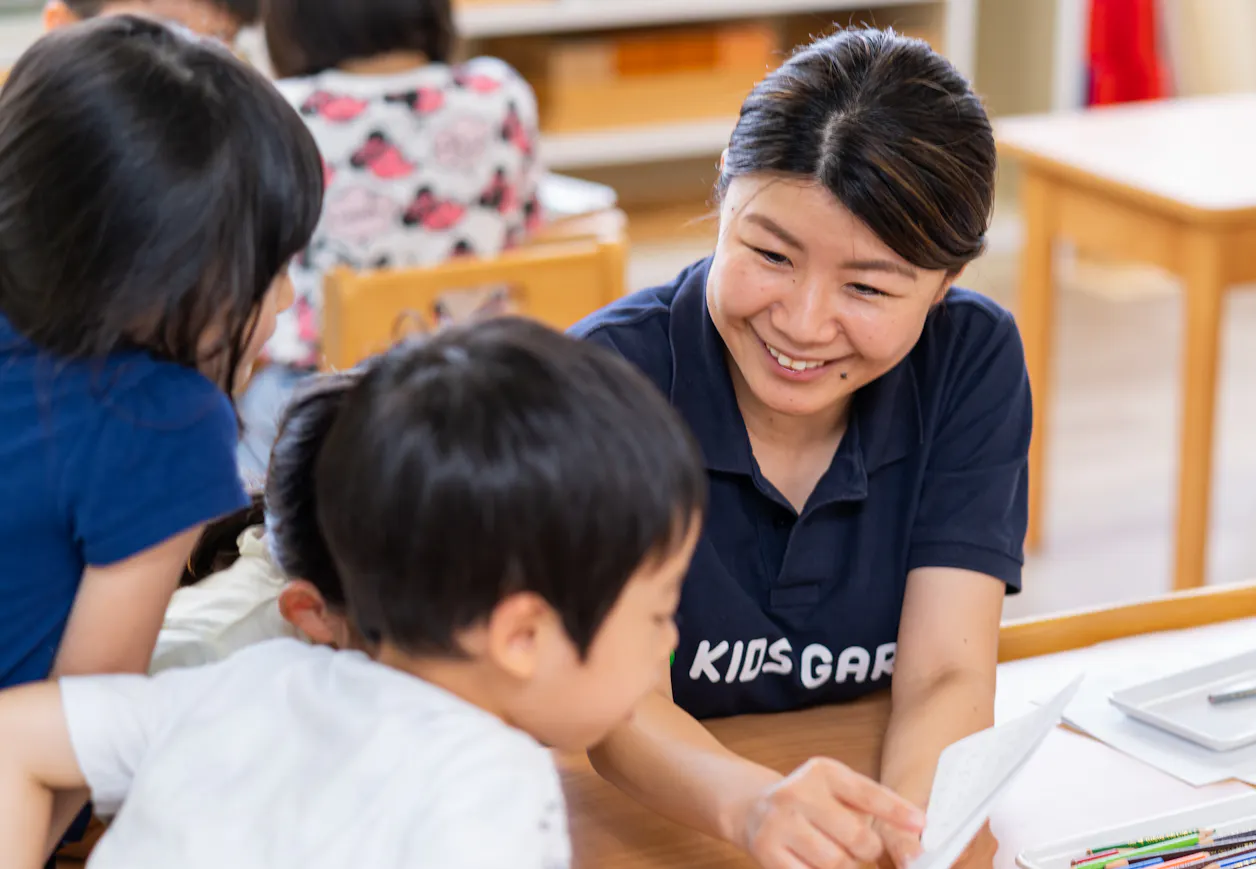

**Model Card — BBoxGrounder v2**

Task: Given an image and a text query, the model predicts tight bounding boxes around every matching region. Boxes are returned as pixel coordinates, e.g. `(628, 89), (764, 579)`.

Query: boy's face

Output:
(506, 520), (699, 752)
(46, 0), (243, 43)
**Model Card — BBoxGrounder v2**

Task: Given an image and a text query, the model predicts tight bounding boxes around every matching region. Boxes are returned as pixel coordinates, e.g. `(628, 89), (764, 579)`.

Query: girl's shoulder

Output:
(89, 351), (234, 434)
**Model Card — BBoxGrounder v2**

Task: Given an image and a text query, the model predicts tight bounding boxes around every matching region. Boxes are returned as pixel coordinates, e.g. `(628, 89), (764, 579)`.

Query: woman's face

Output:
(708, 174), (957, 422)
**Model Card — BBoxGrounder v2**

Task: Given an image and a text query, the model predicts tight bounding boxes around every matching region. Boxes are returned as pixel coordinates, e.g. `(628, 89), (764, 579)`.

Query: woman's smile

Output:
(758, 336), (845, 383)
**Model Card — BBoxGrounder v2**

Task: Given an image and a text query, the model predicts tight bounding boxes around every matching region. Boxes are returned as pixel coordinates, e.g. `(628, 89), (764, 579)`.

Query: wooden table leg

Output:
(1174, 227), (1226, 590)
(1016, 171), (1056, 552)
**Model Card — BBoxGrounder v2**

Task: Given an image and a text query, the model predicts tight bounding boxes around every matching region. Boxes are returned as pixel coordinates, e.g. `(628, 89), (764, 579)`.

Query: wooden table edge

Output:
(995, 141), (1256, 227)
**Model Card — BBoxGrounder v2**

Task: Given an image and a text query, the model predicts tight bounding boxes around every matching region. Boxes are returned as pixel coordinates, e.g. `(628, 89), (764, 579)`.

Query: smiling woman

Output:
(570, 26), (1027, 869)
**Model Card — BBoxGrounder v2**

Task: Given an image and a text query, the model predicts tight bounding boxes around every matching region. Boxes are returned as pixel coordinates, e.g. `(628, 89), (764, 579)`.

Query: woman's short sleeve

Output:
(907, 309), (1032, 590)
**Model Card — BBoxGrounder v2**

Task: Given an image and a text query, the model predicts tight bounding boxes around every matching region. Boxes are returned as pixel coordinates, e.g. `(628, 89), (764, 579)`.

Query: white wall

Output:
(1161, 0), (1256, 96)
(0, 10), (43, 65)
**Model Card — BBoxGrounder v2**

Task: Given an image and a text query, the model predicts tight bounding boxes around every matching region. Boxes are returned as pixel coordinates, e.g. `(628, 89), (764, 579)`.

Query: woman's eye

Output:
(849, 283), (887, 298)
(754, 247), (791, 267)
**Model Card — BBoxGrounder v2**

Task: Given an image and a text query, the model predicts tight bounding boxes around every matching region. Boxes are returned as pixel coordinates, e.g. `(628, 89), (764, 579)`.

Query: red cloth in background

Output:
(1088, 0), (1169, 105)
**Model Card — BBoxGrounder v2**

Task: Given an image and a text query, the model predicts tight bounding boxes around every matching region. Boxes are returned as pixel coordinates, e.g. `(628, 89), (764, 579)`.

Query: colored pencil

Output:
(1215, 833), (1256, 849)
(1121, 839), (1256, 866)
(1210, 857), (1256, 869)
(1212, 845), (1256, 866)
(1077, 852), (1122, 866)
(1109, 845), (1214, 869)
(1208, 683), (1256, 705)
(1087, 835), (1215, 869)
(1162, 842), (1256, 869)
(1092, 834), (1214, 855)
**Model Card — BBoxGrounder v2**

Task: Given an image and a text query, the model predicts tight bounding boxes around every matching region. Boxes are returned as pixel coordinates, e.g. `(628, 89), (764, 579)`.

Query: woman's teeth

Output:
(766, 344), (827, 372)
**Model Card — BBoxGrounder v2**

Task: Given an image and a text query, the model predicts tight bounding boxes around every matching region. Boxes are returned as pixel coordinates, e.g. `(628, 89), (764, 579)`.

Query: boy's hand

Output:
(738, 757), (926, 869)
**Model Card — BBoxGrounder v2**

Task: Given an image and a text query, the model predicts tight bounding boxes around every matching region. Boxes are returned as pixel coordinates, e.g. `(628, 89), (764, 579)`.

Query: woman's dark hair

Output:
(0, 16), (323, 394)
(265, 0), (455, 79)
(719, 27), (996, 274)
(313, 318), (706, 658)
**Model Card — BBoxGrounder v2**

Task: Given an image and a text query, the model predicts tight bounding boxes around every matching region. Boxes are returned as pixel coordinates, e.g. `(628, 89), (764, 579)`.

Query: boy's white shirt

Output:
(63, 640), (571, 869)
(149, 527), (300, 675)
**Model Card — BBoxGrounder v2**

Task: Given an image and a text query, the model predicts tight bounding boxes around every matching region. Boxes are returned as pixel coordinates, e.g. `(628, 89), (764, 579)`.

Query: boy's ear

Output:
(278, 580), (342, 647)
(483, 592), (553, 681)
(43, 1), (80, 30)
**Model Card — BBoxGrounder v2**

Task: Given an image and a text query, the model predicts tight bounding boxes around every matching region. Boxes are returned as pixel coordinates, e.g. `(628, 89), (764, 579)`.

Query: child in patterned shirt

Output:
(238, 0), (544, 482)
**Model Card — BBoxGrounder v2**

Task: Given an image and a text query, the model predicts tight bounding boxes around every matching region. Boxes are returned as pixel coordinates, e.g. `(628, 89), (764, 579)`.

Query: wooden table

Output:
(54, 585), (1256, 869)
(558, 584), (1256, 868)
(560, 698), (893, 869)
(996, 94), (1256, 589)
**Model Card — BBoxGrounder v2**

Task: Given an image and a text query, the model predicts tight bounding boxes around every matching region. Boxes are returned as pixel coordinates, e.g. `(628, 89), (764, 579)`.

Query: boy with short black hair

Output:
(0, 318), (707, 869)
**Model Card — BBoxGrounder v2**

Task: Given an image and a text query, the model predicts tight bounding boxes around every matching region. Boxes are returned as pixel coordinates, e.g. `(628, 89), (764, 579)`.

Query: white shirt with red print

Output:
(267, 58), (543, 368)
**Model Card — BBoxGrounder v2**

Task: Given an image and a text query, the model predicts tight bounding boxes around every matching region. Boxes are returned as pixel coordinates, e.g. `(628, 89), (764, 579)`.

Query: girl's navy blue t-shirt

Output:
(0, 313), (247, 689)
(571, 258), (1031, 720)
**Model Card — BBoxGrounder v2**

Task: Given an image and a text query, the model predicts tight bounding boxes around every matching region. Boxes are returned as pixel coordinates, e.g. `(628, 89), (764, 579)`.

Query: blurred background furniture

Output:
(999, 94), (1256, 591)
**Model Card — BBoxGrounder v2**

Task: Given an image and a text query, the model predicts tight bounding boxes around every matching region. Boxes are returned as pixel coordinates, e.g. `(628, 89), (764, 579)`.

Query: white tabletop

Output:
(990, 616), (1256, 868)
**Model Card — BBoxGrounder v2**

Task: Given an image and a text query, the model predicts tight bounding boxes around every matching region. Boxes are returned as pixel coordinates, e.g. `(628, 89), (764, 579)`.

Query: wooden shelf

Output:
(457, 0), (930, 39)
(542, 118), (737, 170)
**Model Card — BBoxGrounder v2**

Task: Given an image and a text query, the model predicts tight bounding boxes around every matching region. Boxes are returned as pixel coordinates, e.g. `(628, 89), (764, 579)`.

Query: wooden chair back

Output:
(998, 581), (1256, 661)
(322, 231), (626, 370)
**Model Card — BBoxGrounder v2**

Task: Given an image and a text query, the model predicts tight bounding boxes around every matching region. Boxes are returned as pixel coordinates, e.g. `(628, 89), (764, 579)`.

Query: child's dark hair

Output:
(307, 319), (705, 657)
(182, 493), (264, 585)
(262, 369), (364, 608)
(181, 369), (365, 606)
(0, 16), (323, 394)
(264, 0), (455, 79)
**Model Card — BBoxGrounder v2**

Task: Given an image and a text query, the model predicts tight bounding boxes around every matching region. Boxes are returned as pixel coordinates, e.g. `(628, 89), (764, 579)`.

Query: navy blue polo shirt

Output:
(571, 257), (1030, 720)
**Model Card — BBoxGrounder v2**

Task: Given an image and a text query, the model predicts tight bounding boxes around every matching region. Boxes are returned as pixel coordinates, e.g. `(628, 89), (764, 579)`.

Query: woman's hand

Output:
(874, 818), (923, 869)
(739, 757), (926, 869)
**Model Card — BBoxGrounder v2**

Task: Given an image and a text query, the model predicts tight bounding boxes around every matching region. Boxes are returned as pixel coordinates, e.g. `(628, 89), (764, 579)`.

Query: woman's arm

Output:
(0, 682), (88, 869)
(875, 566), (1005, 866)
(589, 664), (782, 844)
(591, 663), (926, 869)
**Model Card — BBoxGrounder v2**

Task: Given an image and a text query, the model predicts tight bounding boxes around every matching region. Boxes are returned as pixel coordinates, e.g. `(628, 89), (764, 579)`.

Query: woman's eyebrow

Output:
(842, 258), (918, 279)
(743, 213), (804, 250)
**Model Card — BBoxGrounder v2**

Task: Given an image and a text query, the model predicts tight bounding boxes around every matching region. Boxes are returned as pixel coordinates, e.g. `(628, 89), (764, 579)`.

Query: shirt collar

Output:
(666, 257), (923, 485)
(667, 258), (754, 475)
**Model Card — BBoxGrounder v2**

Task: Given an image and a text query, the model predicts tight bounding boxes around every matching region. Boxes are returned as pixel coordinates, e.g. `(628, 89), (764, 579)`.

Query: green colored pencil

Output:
(1078, 834), (1214, 869)
(1091, 833), (1211, 855)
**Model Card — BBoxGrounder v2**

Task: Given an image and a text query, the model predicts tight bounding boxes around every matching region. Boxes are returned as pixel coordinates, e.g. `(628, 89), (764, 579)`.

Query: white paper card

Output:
(911, 676), (1083, 869)
(1060, 679), (1256, 787)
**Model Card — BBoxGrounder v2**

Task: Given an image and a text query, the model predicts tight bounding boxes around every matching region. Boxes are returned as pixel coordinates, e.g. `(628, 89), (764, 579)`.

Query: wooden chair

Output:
(321, 218), (627, 371)
(998, 580), (1256, 662)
